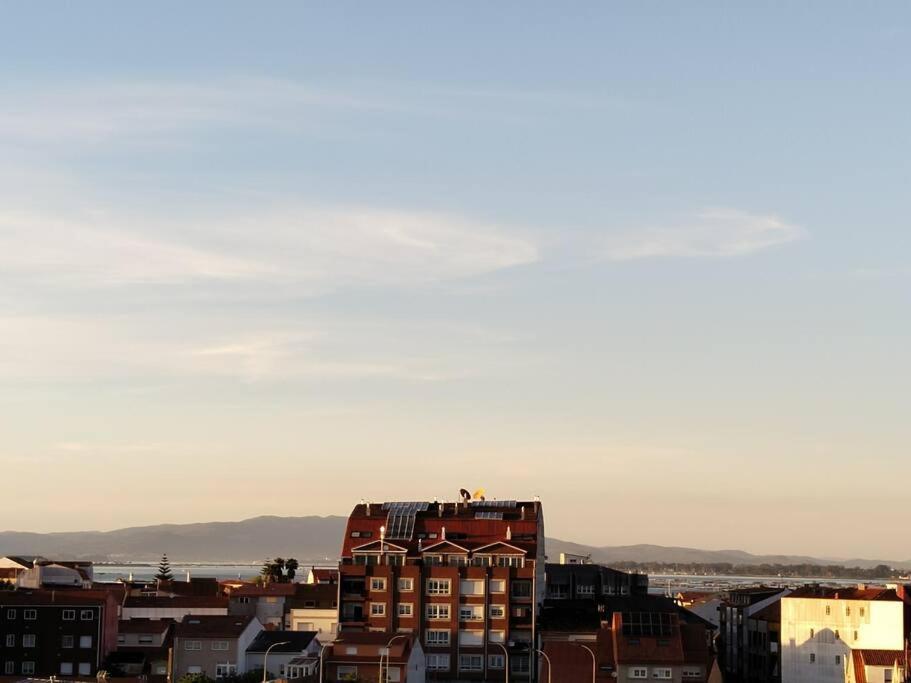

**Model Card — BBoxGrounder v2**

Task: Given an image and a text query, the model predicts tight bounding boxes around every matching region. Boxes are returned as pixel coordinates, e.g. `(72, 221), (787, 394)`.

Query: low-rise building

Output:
(122, 595), (229, 621)
(780, 586), (906, 683)
(324, 631), (425, 683)
(227, 582), (296, 629)
(172, 614), (262, 679)
(245, 631), (321, 679)
(285, 583), (339, 640)
(718, 586), (790, 682)
(109, 618), (174, 677)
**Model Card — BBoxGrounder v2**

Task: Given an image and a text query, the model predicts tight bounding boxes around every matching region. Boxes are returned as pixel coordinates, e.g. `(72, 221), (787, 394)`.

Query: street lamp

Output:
(318, 643), (329, 683)
(573, 643), (596, 683)
(378, 634), (410, 683)
(263, 640), (290, 683)
(535, 648), (552, 683)
(491, 641), (510, 683)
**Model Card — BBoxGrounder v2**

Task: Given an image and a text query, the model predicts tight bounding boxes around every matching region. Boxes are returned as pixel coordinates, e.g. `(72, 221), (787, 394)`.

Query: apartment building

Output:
(545, 562), (649, 600)
(718, 586), (790, 682)
(0, 589), (120, 678)
(110, 619), (174, 676)
(285, 583), (339, 640)
(338, 498), (545, 681)
(227, 582), (297, 628)
(780, 586), (906, 683)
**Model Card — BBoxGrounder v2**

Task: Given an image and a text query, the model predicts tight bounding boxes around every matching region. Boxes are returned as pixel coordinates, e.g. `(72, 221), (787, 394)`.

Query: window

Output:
(885, 671), (894, 683)
(460, 579), (484, 595)
(80, 609), (94, 620)
(4, 663), (13, 675)
(62, 609), (76, 620)
(825, 605), (831, 616)
(336, 665), (358, 681)
(489, 578), (506, 593)
(23, 609), (37, 620)
(5, 634), (15, 647)
(22, 662), (36, 675)
(810, 628), (815, 639)
(188, 667), (202, 675)
(371, 577), (387, 591)
(682, 668), (702, 679)
(511, 656), (530, 674)
(489, 630), (506, 643)
(60, 663), (74, 676)
(185, 640), (203, 651)
(5, 609), (15, 619)
(345, 647), (358, 655)
(426, 578), (451, 595)
(79, 663), (91, 676)
(398, 603), (413, 617)
(426, 603), (451, 620)
(425, 554), (443, 566)
(427, 654), (450, 671)
(62, 634), (75, 648)
(835, 655), (842, 665)
(489, 654), (505, 669)
(854, 630), (858, 641)
(22, 634), (36, 648)
(846, 606), (851, 616)
(630, 669), (648, 679)
(370, 602), (386, 617)
(810, 654), (816, 663)
(511, 580), (532, 598)
(489, 604), (506, 619)
(117, 634), (126, 644)
(425, 629), (450, 646)
(459, 654), (483, 672)
(860, 607), (866, 617)
(497, 555), (523, 568)
(460, 604), (483, 621)
(80, 635), (93, 648)
(212, 641), (229, 651)
(458, 630), (483, 647)
(398, 577), (414, 592)
(215, 664), (237, 679)
(835, 630), (840, 640)
(653, 669), (672, 680)
(139, 634), (154, 645)
(577, 584), (595, 595)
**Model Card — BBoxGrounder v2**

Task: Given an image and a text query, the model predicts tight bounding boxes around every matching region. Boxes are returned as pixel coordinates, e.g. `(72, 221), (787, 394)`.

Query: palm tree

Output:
(285, 558), (299, 581)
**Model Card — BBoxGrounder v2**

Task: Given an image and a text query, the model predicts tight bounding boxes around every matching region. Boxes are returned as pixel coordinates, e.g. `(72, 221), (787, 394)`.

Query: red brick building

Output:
(338, 499), (545, 681)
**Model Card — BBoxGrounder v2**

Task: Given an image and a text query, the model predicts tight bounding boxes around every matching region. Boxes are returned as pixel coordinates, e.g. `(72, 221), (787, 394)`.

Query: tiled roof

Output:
(118, 618), (174, 634)
(0, 590), (108, 606)
(785, 586), (901, 602)
(247, 630), (317, 653)
(857, 649), (904, 667)
(341, 500), (541, 557)
(175, 615), (255, 638)
(329, 631), (414, 664)
(230, 582), (298, 598)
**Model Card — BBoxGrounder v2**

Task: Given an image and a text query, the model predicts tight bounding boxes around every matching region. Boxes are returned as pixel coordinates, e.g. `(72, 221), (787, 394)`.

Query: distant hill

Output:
(1, 516), (908, 569)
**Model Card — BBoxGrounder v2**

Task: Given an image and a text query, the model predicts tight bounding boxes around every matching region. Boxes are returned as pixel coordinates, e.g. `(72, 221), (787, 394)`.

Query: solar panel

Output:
(382, 501), (430, 541)
(475, 511), (504, 520)
(469, 500), (517, 509)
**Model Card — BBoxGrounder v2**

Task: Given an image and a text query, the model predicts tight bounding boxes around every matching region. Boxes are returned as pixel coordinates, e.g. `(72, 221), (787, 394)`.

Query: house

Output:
(306, 567), (339, 585)
(245, 631), (321, 679)
(109, 619), (174, 677)
(16, 561), (94, 589)
(780, 585), (906, 683)
(285, 583), (339, 641)
(0, 589), (120, 677)
(338, 498), (545, 681)
(324, 631), (425, 683)
(545, 562), (649, 600)
(172, 614), (262, 679)
(540, 594), (718, 683)
(122, 595), (229, 621)
(227, 582), (297, 629)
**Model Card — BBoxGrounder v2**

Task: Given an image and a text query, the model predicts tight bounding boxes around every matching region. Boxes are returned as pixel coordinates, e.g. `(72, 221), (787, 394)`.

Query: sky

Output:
(1, 2), (909, 560)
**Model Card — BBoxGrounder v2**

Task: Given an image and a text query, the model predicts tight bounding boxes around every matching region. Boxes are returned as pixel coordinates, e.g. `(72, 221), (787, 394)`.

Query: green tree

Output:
(285, 558), (299, 581)
(155, 553), (173, 582)
(178, 674), (214, 683)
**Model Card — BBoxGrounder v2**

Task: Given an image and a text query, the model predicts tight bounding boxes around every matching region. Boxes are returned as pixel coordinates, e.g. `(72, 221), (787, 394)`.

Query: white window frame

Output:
(489, 578), (506, 594)
(370, 602), (386, 617)
(398, 577), (414, 592)
(425, 629), (451, 646)
(459, 654), (483, 672)
(427, 653), (450, 671)
(62, 609), (76, 620)
(23, 608), (37, 620)
(426, 603), (451, 620)
(426, 578), (451, 595)
(5, 609), (15, 620)
(630, 668), (649, 679)
(62, 634), (75, 648)
(5, 634), (15, 647)
(653, 668), (672, 680)
(185, 640), (203, 651)
(371, 577), (387, 592)
(489, 654), (505, 669)
(22, 634), (36, 648)
(4, 662), (14, 675)
(80, 609), (94, 620)
(459, 604), (484, 621)
(211, 640), (230, 651)
(215, 664), (237, 679)
(22, 662), (36, 675)
(398, 602), (413, 617)
(489, 604), (506, 619)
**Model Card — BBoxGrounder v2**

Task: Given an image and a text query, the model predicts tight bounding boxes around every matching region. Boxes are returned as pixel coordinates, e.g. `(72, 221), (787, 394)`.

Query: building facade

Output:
(172, 614), (262, 679)
(338, 498), (545, 681)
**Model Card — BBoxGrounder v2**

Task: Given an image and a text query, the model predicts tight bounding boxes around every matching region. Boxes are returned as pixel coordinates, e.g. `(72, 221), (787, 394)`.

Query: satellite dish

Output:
(473, 488), (486, 501)
(459, 488), (471, 501)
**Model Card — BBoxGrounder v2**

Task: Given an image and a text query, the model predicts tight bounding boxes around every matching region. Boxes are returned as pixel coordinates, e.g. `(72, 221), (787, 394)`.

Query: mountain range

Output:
(1, 515), (907, 569)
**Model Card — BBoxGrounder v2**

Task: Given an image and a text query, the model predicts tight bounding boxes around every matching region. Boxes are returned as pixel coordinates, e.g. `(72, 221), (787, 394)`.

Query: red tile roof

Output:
(329, 631), (415, 664)
(125, 595), (228, 608)
(857, 649), (905, 667)
(785, 586), (901, 602)
(230, 582), (298, 597)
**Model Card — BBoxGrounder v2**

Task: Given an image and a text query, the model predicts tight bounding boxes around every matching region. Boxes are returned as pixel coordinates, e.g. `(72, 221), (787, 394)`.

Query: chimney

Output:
(438, 504), (443, 518)
(418, 538), (423, 551)
(380, 525), (386, 542)
(506, 526), (512, 541)
(441, 526), (446, 541)
(520, 506), (526, 520)
(366, 502), (371, 516)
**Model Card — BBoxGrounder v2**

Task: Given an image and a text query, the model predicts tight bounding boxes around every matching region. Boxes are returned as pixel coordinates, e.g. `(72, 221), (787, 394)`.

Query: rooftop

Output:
(247, 630), (317, 653)
(175, 614), (255, 638)
(785, 586), (901, 602)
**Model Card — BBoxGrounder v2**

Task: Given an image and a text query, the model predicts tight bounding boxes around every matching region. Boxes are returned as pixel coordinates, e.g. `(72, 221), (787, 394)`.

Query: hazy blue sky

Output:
(2, 2), (909, 559)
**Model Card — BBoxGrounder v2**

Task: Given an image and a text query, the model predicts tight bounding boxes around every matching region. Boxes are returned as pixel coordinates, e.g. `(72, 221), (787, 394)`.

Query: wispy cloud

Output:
(601, 208), (805, 261)
(0, 203), (538, 289)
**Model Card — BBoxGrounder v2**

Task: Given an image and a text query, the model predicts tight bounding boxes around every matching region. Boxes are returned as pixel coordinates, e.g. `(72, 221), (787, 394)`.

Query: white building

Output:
(780, 586), (906, 683)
